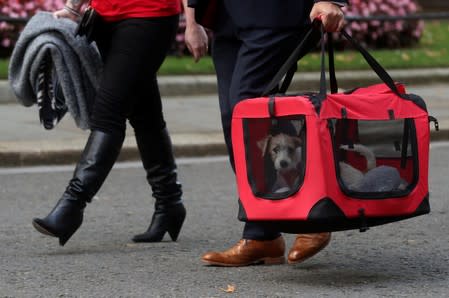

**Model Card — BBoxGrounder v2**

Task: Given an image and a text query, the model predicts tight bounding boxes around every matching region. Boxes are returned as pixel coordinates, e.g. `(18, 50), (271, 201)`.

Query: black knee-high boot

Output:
(32, 130), (124, 246)
(132, 127), (186, 242)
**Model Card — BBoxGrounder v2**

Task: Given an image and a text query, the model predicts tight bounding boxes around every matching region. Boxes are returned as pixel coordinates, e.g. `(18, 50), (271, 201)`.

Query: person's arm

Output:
(54, 0), (89, 21)
(182, 0), (209, 62)
(310, 1), (348, 32)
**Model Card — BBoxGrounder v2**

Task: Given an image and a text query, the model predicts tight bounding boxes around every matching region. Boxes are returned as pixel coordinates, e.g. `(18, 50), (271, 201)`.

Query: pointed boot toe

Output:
(32, 196), (86, 246)
(32, 218), (57, 237)
(32, 216), (79, 246)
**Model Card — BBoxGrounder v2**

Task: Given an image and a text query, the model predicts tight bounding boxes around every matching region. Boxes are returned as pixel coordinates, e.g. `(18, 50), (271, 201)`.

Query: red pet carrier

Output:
(231, 26), (438, 233)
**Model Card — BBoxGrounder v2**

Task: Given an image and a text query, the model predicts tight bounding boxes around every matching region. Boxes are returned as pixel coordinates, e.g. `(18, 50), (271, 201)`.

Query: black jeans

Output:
(90, 15), (179, 138)
(212, 4), (318, 240)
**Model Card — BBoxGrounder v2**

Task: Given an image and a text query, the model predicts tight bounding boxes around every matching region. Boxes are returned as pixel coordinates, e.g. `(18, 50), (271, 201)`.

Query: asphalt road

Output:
(0, 143), (448, 297)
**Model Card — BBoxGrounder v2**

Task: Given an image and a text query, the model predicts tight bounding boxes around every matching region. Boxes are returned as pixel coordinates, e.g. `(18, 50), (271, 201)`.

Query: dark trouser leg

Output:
(129, 77), (185, 242)
(212, 13), (317, 240)
(108, 16), (184, 242)
(94, 15), (182, 242)
(131, 126), (185, 242)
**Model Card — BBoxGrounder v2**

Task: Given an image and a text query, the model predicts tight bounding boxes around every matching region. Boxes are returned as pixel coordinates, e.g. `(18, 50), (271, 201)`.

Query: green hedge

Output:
(1, 21), (448, 79)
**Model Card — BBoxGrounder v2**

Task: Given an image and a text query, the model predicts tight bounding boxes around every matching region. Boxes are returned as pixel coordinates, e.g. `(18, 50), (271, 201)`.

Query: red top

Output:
(91, 0), (181, 21)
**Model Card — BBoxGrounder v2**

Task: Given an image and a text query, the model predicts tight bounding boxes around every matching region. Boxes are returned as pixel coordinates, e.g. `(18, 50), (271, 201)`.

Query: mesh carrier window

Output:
(331, 118), (418, 197)
(243, 116), (306, 199)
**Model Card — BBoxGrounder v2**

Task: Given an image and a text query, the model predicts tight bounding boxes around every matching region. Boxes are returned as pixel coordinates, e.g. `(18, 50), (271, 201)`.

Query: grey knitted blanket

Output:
(8, 11), (102, 130)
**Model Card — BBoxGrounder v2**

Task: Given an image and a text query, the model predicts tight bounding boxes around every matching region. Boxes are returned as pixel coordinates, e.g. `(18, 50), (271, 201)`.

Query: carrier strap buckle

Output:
(388, 109), (395, 120)
(268, 96), (276, 117)
(269, 96), (278, 126)
(358, 208), (369, 232)
(341, 107), (347, 119)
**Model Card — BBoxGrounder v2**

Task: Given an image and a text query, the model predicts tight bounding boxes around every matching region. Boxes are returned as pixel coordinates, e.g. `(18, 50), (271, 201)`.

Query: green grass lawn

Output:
(1, 20), (448, 79)
(0, 59), (9, 79)
(297, 20), (449, 71)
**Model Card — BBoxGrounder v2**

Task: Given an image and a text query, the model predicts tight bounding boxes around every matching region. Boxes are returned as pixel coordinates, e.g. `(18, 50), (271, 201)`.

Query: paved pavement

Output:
(1, 145), (448, 297)
(0, 70), (448, 296)
(1, 69), (449, 167)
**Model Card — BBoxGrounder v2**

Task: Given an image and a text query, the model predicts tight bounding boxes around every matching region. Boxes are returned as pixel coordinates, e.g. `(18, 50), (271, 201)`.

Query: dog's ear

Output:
(294, 119), (305, 135)
(293, 137), (302, 147)
(257, 136), (272, 157)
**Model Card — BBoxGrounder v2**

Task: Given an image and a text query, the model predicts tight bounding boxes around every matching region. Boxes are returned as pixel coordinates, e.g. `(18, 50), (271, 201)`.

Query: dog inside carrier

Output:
(233, 24), (435, 233)
(243, 115), (307, 199)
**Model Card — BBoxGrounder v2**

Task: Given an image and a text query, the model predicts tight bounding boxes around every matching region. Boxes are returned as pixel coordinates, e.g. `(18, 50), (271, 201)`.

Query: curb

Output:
(0, 130), (445, 167)
(1, 68), (448, 167)
(0, 133), (227, 167)
(0, 143), (228, 168)
(2, 68), (449, 103)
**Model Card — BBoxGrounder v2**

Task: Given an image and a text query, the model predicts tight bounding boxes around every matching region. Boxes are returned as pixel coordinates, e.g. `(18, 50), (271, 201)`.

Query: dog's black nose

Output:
(280, 160), (288, 168)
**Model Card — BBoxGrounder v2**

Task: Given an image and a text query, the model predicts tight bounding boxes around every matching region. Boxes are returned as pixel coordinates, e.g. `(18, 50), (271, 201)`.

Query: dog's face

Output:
(257, 133), (302, 171)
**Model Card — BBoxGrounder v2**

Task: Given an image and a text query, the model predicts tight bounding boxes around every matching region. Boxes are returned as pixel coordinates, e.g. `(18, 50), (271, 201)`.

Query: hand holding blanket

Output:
(8, 11), (102, 130)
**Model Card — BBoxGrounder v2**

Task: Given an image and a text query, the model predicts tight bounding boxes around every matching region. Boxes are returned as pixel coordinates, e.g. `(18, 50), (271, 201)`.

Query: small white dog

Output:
(257, 133), (303, 192)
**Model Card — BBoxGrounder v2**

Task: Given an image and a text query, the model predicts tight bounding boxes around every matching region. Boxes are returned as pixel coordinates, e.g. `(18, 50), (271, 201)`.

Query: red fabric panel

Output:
(234, 114), (328, 220)
(342, 151), (369, 171)
(233, 96), (315, 119)
(350, 82), (406, 95)
(232, 90), (430, 223)
(320, 84), (427, 120)
(246, 120), (271, 193)
(334, 119), (360, 147)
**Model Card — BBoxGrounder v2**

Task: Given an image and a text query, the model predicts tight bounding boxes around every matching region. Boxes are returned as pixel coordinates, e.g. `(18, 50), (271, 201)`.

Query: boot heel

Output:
(58, 233), (74, 246)
(262, 256), (286, 265)
(167, 216), (186, 242)
(132, 203), (186, 243)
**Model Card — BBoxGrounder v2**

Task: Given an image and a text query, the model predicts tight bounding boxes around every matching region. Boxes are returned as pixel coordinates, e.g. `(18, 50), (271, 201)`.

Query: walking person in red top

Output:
(32, 0), (193, 246)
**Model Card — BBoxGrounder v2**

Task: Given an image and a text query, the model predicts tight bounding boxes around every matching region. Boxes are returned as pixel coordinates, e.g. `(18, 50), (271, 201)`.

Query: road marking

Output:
(0, 155), (229, 175)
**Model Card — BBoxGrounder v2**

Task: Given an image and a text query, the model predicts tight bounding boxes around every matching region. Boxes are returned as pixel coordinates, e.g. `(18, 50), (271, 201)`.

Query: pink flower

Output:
(2, 38), (11, 48)
(1, 0), (64, 51)
(339, 0), (423, 49)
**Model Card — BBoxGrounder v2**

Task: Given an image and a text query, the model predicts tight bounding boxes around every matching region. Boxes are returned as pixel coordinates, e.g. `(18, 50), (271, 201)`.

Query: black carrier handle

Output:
(262, 20), (404, 101)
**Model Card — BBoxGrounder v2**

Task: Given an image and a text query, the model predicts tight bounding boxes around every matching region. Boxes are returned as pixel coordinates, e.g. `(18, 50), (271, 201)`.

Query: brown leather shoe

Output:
(201, 236), (286, 267)
(287, 232), (331, 264)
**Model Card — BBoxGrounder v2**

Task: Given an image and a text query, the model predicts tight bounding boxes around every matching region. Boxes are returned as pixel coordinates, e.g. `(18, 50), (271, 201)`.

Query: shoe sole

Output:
(287, 237), (331, 265)
(202, 256), (286, 267)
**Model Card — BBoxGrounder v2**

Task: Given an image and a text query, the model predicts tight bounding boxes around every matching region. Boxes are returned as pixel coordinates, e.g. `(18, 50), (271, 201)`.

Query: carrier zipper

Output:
(273, 91), (319, 97)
